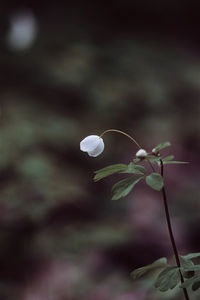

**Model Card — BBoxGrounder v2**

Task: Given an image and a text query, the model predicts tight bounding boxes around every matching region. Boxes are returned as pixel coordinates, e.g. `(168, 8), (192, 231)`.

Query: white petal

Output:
(80, 135), (102, 152)
(88, 139), (104, 157)
(136, 149), (147, 158)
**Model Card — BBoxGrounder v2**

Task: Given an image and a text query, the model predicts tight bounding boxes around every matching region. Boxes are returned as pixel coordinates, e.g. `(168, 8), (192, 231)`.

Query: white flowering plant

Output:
(80, 129), (200, 300)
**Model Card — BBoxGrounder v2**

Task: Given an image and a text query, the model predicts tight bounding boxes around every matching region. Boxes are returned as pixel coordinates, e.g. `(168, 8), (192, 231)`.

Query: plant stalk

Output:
(160, 159), (190, 300)
(100, 129), (141, 149)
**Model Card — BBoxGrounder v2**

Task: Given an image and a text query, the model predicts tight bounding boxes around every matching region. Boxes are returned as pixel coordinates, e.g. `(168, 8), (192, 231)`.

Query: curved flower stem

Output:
(160, 159), (190, 300)
(100, 129), (141, 149)
(100, 129), (156, 172)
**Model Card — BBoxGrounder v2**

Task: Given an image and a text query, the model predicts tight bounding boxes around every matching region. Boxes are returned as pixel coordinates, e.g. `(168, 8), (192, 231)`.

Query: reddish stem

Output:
(160, 159), (190, 300)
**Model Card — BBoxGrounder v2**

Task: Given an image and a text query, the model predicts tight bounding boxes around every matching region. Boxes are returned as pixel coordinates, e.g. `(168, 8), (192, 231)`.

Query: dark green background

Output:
(0, 1), (200, 299)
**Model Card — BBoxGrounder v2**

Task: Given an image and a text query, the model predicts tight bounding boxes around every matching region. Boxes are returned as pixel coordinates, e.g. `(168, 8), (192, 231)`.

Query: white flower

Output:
(80, 135), (104, 157)
(136, 149), (147, 158)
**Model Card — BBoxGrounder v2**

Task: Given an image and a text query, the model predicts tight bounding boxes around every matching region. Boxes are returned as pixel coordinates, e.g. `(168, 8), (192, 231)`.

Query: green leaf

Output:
(122, 162), (146, 175)
(181, 274), (200, 289)
(180, 256), (200, 289)
(133, 158), (141, 163)
(180, 256), (194, 267)
(146, 155), (161, 164)
(146, 173), (164, 191)
(181, 259), (195, 279)
(153, 141), (171, 153)
(162, 155), (174, 162)
(163, 160), (188, 165)
(181, 253), (200, 260)
(155, 267), (180, 292)
(94, 164), (128, 182)
(111, 176), (143, 200)
(183, 265), (200, 272)
(161, 155), (188, 165)
(131, 257), (167, 280)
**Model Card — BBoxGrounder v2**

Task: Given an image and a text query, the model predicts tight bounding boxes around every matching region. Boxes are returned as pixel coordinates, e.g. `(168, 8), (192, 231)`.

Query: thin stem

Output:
(160, 159), (190, 300)
(100, 129), (156, 172)
(100, 129), (141, 149)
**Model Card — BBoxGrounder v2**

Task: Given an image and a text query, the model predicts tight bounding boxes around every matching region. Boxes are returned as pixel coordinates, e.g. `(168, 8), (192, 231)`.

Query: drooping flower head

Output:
(80, 135), (104, 157)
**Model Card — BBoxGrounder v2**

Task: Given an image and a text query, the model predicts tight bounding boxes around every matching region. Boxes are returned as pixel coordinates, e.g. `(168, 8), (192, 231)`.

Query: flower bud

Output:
(80, 135), (104, 157)
(136, 149), (147, 158)
(152, 148), (157, 154)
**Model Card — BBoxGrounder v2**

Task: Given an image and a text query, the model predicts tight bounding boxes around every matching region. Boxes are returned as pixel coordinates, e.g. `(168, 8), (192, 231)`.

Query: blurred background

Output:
(0, 1), (200, 299)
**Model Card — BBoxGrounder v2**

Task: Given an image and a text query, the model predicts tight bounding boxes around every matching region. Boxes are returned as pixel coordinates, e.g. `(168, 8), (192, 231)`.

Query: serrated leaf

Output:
(155, 267), (180, 292)
(146, 173), (164, 191)
(94, 164), (128, 181)
(181, 274), (200, 289)
(183, 265), (200, 272)
(181, 253), (200, 260)
(180, 258), (195, 279)
(111, 176), (143, 200)
(153, 141), (171, 153)
(131, 257), (167, 280)
(177, 255), (194, 266)
(121, 162), (146, 175)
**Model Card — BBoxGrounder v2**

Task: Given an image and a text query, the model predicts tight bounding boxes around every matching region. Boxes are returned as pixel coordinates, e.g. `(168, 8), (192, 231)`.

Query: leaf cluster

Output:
(94, 161), (163, 200)
(92, 141), (195, 296)
(180, 253), (200, 291)
(130, 252), (200, 294)
(93, 141), (187, 200)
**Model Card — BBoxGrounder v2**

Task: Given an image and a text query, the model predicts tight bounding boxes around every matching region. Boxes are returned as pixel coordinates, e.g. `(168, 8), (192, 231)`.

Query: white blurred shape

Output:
(7, 9), (38, 50)
(80, 135), (104, 157)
